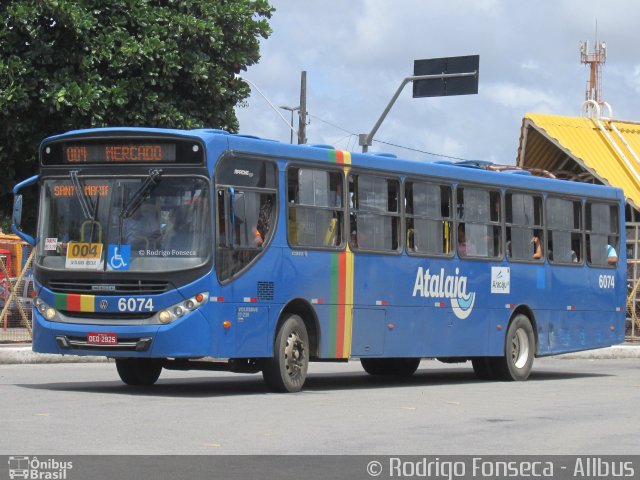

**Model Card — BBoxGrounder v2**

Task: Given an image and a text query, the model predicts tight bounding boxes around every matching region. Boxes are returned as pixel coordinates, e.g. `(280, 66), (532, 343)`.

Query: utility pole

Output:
(298, 71), (307, 144)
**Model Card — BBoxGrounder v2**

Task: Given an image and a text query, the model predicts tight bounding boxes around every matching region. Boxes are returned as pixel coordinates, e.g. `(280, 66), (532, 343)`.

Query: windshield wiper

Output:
(70, 170), (102, 243)
(70, 170), (95, 221)
(118, 168), (163, 244)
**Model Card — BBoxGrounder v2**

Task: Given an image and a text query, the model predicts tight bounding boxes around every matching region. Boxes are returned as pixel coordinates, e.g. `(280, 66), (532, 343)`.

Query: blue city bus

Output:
(12, 127), (626, 392)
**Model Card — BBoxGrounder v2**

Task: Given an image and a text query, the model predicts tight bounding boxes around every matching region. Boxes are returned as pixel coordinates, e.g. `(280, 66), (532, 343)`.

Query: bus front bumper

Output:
(32, 309), (212, 359)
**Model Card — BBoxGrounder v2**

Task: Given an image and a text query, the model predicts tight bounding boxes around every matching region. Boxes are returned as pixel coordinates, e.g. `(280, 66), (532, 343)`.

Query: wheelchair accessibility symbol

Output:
(107, 244), (131, 271)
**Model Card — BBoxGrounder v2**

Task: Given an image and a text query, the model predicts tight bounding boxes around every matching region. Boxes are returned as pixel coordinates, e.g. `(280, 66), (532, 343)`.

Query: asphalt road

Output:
(0, 358), (638, 455)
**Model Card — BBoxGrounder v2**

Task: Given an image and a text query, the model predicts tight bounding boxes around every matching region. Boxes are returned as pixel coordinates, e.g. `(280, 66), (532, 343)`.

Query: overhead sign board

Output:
(413, 55), (479, 98)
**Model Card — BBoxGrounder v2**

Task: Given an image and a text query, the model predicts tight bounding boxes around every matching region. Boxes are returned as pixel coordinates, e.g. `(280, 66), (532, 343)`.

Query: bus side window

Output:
(215, 157), (277, 282)
(405, 181), (452, 256)
(287, 167), (344, 248)
(505, 192), (543, 262)
(547, 197), (582, 264)
(349, 174), (400, 252)
(456, 186), (502, 259)
(586, 202), (619, 266)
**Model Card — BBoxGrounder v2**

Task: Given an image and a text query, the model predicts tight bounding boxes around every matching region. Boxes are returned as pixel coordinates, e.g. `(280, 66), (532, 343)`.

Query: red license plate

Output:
(87, 332), (118, 345)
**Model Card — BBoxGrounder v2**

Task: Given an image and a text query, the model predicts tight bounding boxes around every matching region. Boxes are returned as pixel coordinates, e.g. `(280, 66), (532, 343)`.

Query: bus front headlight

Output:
(157, 292), (209, 324)
(34, 297), (57, 321)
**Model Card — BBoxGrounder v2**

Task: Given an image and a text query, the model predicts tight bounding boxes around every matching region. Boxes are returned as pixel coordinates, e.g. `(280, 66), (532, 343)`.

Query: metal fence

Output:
(625, 223), (640, 341)
(0, 242), (34, 344)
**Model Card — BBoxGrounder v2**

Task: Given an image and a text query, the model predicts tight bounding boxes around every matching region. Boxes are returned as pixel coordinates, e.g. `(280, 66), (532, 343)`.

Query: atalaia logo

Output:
(412, 267), (476, 320)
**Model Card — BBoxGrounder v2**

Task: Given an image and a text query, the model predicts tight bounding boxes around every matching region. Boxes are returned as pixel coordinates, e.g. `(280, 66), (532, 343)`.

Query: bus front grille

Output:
(60, 311), (154, 321)
(48, 280), (169, 295)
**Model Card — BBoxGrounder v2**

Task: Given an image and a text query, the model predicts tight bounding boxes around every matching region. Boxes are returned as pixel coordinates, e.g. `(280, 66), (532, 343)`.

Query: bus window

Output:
(505, 192), (543, 262)
(405, 181), (452, 256)
(547, 197), (582, 264)
(287, 167), (343, 248)
(349, 174), (400, 252)
(586, 202), (619, 266)
(456, 187), (502, 259)
(215, 157), (277, 282)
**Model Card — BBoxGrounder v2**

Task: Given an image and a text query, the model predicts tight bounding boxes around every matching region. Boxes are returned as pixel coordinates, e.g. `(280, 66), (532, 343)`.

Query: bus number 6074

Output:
(118, 298), (154, 312)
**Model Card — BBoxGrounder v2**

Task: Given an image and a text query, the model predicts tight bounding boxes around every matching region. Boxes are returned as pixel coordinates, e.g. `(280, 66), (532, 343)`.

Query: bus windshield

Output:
(37, 175), (211, 272)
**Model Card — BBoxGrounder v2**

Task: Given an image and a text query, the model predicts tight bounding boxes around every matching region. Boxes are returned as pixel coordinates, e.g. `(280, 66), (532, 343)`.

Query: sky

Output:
(234, 0), (640, 165)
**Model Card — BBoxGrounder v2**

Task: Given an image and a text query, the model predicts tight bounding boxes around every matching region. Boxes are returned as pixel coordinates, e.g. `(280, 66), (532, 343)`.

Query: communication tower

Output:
(580, 39), (606, 103)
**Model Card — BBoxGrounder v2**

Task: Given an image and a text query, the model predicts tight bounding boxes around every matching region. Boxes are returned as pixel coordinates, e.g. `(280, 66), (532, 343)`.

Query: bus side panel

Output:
(542, 264), (625, 355)
(279, 248), (340, 358)
(547, 309), (625, 355)
(384, 306), (491, 357)
(352, 255), (495, 358)
(214, 247), (287, 358)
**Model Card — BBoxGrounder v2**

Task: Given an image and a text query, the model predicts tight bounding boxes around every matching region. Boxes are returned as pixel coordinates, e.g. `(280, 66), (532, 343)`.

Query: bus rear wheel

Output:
(490, 314), (535, 381)
(360, 358), (421, 377)
(115, 358), (163, 386)
(262, 314), (309, 393)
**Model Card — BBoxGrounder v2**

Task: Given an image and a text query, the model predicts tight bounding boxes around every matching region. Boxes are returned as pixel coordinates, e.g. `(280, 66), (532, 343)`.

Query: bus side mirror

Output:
(12, 175), (39, 246)
(13, 194), (23, 228)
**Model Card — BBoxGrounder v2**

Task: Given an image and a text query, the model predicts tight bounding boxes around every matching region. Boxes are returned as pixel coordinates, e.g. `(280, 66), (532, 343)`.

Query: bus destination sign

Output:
(64, 143), (177, 163)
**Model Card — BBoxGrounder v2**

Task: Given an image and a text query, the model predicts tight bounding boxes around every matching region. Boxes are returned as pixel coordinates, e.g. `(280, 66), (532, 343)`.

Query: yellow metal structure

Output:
(517, 113), (640, 210)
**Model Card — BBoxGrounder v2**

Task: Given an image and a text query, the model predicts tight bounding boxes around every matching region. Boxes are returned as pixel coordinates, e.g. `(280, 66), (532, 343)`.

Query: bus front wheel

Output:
(490, 314), (535, 381)
(262, 314), (309, 393)
(115, 358), (163, 386)
(471, 357), (495, 380)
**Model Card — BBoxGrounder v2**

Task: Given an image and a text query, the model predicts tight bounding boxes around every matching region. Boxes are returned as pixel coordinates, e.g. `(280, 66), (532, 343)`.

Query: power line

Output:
(307, 113), (355, 135)
(307, 113), (475, 162)
(372, 139), (474, 162)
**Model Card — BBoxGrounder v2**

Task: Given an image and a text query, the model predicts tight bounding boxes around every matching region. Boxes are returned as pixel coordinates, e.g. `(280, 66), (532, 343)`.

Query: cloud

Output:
(236, 0), (640, 165)
(486, 83), (562, 111)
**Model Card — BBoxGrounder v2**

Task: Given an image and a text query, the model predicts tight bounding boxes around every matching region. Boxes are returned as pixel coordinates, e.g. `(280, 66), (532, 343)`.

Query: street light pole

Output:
(279, 105), (300, 144)
(235, 74), (298, 139)
(359, 70), (478, 153)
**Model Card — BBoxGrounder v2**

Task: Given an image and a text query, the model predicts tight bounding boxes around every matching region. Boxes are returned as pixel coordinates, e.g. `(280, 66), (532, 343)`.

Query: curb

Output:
(555, 345), (640, 360)
(0, 345), (109, 364)
(0, 344), (638, 365)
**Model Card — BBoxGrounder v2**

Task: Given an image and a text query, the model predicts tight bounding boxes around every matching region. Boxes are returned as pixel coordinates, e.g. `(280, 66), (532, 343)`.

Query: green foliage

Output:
(0, 0), (274, 219)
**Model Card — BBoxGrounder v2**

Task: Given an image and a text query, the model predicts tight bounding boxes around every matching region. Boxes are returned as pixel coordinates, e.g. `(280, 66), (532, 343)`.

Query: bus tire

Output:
(115, 358), (163, 386)
(361, 358), (391, 375)
(490, 314), (535, 381)
(361, 358), (420, 377)
(471, 357), (495, 380)
(262, 314), (309, 393)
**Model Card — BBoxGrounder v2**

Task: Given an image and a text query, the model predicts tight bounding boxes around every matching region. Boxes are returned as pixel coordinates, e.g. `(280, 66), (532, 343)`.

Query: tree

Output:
(0, 0), (274, 229)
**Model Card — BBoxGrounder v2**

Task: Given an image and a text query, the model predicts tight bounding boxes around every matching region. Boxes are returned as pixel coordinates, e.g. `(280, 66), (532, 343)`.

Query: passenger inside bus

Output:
(254, 195), (274, 247)
(164, 205), (191, 251)
(124, 203), (162, 250)
(607, 243), (618, 264)
(457, 224), (474, 256)
(532, 235), (543, 259)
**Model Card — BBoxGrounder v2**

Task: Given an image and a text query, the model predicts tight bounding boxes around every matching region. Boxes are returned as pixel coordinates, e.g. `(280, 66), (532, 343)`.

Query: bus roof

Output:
(44, 126), (624, 202)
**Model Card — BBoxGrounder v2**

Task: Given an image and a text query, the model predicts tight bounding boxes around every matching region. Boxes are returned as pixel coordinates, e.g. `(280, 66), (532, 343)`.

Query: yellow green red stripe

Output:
(54, 293), (96, 312)
(327, 150), (354, 358)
